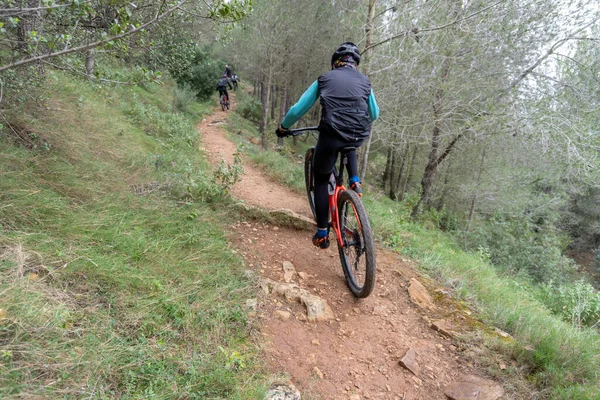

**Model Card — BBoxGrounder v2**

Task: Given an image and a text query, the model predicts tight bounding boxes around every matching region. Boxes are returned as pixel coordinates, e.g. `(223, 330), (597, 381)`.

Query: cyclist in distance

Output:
(276, 42), (379, 249)
(224, 64), (232, 79)
(216, 73), (233, 104)
(231, 73), (240, 89)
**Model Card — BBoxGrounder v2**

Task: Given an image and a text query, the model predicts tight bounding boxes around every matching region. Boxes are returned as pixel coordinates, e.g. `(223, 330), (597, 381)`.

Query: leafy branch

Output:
(0, 0), (188, 73)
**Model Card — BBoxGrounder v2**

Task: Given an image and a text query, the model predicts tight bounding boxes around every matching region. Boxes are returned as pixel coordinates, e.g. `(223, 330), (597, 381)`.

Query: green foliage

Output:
(461, 214), (576, 283)
(174, 48), (223, 101)
(212, 145), (245, 194)
(235, 93), (263, 122)
(171, 84), (198, 114)
(421, 207), (459, 232)
(128, 93), (196, 146)
(538, 280), (600, 330)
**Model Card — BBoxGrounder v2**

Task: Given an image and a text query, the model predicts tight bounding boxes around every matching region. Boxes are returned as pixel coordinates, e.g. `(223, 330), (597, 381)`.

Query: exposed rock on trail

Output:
(261, 276), (335, 322)
(444, 375), (504, 400)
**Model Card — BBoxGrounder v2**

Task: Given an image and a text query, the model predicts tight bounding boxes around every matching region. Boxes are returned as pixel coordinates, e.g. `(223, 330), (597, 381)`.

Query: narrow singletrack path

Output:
(198, 98), (310, 218)
(196, 94), (509, 400)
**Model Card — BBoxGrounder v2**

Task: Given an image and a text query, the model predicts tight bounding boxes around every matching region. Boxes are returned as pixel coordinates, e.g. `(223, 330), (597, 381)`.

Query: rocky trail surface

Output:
(197, 94), (512, 400)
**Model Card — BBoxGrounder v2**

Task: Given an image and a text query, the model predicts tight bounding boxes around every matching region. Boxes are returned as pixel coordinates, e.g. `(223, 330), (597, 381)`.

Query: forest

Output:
(0, 0), (599, 398)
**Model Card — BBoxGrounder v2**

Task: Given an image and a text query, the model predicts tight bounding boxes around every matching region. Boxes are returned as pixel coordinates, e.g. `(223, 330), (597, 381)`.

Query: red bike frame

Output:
(329, 183), (345, 246)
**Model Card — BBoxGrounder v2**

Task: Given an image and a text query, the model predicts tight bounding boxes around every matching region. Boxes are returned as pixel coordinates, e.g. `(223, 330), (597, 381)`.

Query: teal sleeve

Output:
(368, 89), (379, 122)
(281, 80), (319, 129)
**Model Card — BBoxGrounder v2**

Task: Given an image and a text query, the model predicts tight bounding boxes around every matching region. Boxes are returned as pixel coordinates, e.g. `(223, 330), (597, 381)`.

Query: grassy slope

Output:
(0, 72), (267, 398)
(225, 99), (600, 399)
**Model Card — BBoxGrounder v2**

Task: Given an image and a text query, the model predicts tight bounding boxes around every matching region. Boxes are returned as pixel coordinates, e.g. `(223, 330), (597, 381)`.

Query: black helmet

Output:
(331, 42), (361, 66)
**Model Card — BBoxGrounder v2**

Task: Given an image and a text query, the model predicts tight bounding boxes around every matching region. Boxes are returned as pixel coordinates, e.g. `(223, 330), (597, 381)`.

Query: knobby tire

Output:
(304, 147), (317, 220)
(337, 190), (376, 298)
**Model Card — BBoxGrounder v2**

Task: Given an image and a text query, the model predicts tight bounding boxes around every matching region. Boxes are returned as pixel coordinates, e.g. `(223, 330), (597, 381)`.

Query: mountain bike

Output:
(289, 126), (376, 298)
(219, 93), (230, 111)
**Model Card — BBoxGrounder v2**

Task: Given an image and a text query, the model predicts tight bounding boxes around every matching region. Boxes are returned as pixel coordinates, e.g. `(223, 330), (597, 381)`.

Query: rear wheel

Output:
(337, 190), (376, 298)
(304, 147), (317, 220)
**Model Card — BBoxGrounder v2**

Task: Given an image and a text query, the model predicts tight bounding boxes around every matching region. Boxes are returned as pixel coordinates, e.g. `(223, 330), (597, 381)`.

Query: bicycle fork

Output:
(329, 183), (345, 246)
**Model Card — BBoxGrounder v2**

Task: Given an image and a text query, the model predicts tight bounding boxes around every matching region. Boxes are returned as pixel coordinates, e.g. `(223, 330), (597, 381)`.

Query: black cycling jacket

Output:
(318, 66), (372, 142)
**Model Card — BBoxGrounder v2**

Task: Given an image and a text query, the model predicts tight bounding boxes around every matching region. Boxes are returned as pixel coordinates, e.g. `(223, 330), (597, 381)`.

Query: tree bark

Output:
(259, 70), (272, 149)
(388, 147), (398, 200)
(436, 161), (452, 212)
(382, 146), (393, 192)
(411, 54), (452, 217)
(399, 145), (417, 201)
(85, 49), (95, 77)
(277, 84), (287, 146)
(271, 84), (277, 121)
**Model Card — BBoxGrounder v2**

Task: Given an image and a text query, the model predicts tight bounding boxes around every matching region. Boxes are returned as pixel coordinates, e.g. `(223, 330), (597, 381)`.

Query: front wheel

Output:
(337, 190), (376, 298)
(304, 147), (317, 220)
(220, 96), (226, 111)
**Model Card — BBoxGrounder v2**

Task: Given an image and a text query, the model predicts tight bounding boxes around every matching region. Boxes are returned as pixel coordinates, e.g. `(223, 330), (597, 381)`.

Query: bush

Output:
(185, 61), (223, 101)
(236, 94), (262, 122)
(170, 47), (223, 101)
(172, 84), (197, 113)
(538, 280), (600, 330)
(461, 214), (576, 283)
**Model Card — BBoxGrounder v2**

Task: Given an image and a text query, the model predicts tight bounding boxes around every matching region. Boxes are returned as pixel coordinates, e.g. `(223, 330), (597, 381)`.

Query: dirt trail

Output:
(197, 95), (505, 400)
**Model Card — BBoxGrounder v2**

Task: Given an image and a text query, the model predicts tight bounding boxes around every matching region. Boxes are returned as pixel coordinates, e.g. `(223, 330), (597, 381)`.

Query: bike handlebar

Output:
(288, 126), (319, 136)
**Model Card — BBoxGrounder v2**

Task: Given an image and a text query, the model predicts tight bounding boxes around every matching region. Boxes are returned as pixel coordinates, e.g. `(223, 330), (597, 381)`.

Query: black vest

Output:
(217, 77), (228, 89)
(318, 67), (372, 141)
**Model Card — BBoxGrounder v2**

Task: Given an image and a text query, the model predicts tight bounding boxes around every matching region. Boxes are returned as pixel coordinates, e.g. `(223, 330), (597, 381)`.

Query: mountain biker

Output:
(231, 73), (240, 89)
(225, 64), (232, 79)
(275, 42), (379, 249)
(216, 73), (233, 104)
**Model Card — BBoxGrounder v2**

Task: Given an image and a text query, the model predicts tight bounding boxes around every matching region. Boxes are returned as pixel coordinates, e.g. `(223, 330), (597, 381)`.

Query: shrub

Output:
(236, 95), (262, 122)
(461, 214), (576, 283)
(172, 84), (198, 114)
(538, 280), (600, 330)
(171, 48), (223, 101)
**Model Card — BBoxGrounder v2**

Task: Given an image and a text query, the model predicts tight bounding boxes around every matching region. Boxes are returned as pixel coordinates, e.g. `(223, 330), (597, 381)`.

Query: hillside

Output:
(1, 73), (599, 399)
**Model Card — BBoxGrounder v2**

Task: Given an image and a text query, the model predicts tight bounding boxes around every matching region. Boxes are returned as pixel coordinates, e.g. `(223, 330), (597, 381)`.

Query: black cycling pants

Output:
(312, 134), (365, 229)
(218, 88), (229, 101)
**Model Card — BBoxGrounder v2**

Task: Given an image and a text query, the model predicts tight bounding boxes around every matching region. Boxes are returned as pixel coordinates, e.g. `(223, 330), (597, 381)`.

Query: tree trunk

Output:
(411, 55), (452, 217)
(394, 143), (409, 200)
(271, 84), (277, 121)
(85, 49), (95, 77)
(259, 70), (272, 149)
(382, 146), (393, 192)
(388, 147), (398, 200)
(399, 145), (416, 201)
(466, 147), (486, 232)
(277, 84), (287, 147)
(436, 162), (452, 212)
